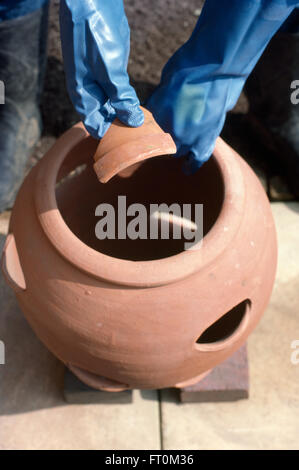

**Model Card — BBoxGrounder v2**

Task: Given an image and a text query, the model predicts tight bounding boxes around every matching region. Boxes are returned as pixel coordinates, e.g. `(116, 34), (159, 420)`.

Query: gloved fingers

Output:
(98, 68), (144, 127)
(71, 0), (144, 128)
(86, 24), (144, 128)
(65, 73), (117, 139)
(180, 100), (227, 175)
(60, 0), (144, 139)
(147, 76), (228, 168)
(88, 56), (144, 129)
(60, 3), (115, 138)
(179, 106), (227, 175)
(74, 79), (144, 139)
(108, 96), (145, 128)
(181, 143), (216, 176)
(68, 74), (143, 138)
(80, 93), (116, 140)
(182, 152), (203, 176)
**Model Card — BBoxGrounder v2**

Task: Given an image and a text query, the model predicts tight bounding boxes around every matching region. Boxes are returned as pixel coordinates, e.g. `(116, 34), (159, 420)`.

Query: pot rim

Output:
(34, 123), (245, 288)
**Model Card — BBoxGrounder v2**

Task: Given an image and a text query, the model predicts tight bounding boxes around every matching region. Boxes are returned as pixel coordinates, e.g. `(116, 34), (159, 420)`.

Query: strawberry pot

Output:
(1, 109), (277, 391)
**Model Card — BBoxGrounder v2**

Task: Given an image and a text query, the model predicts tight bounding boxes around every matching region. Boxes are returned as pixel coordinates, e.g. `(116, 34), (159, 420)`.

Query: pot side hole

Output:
(196, 299), (251, 344)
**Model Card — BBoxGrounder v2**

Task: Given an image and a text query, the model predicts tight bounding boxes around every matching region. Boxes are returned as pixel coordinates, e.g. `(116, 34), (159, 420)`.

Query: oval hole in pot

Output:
(196, 299), (251, 345)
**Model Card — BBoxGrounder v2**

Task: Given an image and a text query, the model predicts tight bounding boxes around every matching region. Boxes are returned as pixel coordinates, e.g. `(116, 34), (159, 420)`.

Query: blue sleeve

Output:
(147, 0), (299, 173)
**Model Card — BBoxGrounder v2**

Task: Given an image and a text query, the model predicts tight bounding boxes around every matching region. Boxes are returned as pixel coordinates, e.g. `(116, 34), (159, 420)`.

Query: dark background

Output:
(31, 0), (291, 201)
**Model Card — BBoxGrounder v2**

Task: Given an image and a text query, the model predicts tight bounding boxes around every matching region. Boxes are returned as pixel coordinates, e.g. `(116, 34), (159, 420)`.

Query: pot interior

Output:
(55, 137), (225, 261)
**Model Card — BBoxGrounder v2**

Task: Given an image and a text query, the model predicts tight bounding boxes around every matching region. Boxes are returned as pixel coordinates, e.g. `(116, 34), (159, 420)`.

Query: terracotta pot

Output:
(1, 109), (277, 391)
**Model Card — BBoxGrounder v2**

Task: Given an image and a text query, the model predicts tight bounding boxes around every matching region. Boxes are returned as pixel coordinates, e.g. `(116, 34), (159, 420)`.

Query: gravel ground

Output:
(30, 0), (294, 200)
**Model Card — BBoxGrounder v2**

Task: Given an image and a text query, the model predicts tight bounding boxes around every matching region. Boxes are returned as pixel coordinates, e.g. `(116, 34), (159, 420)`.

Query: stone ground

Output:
(1, 202), (299, 450)
(0, 0), (298, 450)
(32, 0), (296, 201)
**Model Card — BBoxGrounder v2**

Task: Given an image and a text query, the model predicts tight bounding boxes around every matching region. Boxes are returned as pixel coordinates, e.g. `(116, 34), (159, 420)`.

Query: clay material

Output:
(64, 369), (133, 404)
(1, 116), (277, 391)
(93, 107), (177, 183)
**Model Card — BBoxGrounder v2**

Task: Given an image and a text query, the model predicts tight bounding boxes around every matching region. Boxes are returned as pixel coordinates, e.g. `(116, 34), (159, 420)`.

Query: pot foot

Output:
(64, 368), (133, 405)
(67, 364), (130, 392)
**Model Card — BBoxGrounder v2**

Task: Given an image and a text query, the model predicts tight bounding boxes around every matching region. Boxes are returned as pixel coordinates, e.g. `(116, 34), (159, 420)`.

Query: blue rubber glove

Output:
(146, 0), (299, 173)
(59, 0), (144, 140)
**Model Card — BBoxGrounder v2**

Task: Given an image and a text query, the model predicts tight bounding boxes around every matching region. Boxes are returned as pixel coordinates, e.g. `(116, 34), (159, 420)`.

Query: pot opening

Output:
(55, 137), (225, 262)
(196, 299), (251, 345)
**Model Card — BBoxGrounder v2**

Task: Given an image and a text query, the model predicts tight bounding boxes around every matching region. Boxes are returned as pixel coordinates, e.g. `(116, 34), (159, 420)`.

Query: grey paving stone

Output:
(160, 202), (299, 450)
(179, 344), (249, 403)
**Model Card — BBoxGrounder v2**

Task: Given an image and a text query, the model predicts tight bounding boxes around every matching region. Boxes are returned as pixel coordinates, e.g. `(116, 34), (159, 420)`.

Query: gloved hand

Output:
(59, 0), (144, 140)
(146, 0), (298, 174)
